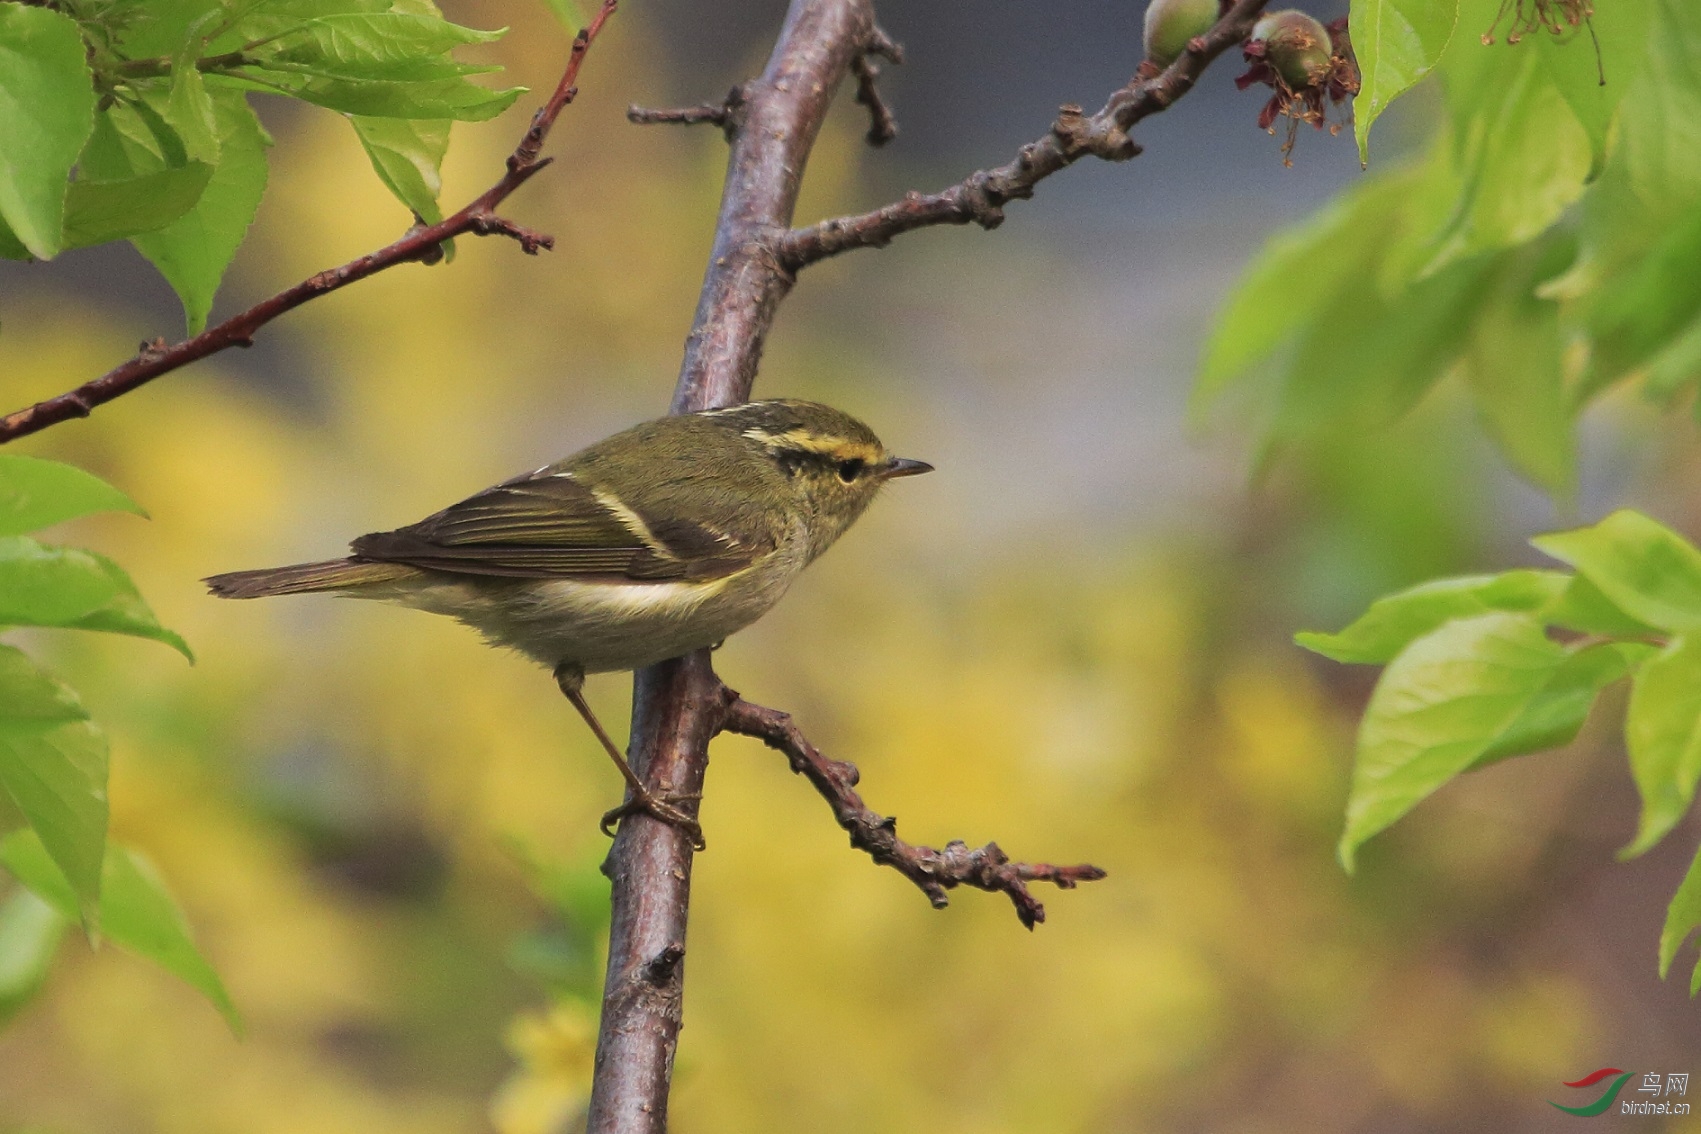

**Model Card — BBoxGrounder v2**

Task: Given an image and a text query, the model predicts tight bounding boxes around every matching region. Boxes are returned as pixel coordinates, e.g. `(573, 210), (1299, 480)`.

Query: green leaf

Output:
(80, 100), (186, 179)
(1297, 569), (1570, 664)
(0, 646), (88, 729)
(0, 538), (192, 661)
(166, 27), (222, 165)
(0, 538), (123, 626)
(1423, 47), (1592, 274)
(1660, 840), (1701, 995)
(350, 115), (449, 223)
(1474, 641), (1650, 767)
(261, 12), (504, 82)
(1545, 574), (1663, 639)
(132, 88), (271, 336)
(1617, 0), (1701, 225)
(1623, 637), (1701, 857)
(0, 455), (145, 536)
(0, 4), (97, 259)
(1535, 0), (1647, 168)
(1350, 0), (1458, 164)
(1196, 172), (1413, 411)
(0, 722), (107, 927)
(1586, 207), (1701, 389)
(112, 0), (221, 59)
(251, 72), (522, 121)
(0, 888), (66, 1024)
(540, 0), (586, 30)
(1460, 240), (1575, 495)
(0, 211), (28, 260)
(64, 549), (193, 661)
(0, 831), (239, 1032)
(1645, 315), (1701, 402)
(1339, 612), (1570, 870)
(1533, 510), (1701, 634)
(63, 163), (215, 249)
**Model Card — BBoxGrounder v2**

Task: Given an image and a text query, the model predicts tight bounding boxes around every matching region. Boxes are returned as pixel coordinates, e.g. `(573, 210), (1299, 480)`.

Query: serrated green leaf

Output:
(1350, 0), (1458, 164)
(1533, 510), (1701, 634)
(133, 88), (271, 335)
(0, 831), (239, 1032)
(113, 0), (221, 59)
(350, 115), (449, 222)
(63, 162), (214, 249)
(1339, 612), (1570, 870)
(80, 101), (183, 179)
(0, 888), (66, 1024)
(207, 0), (390, 48)
(0, 538), (122, 626)
(167, 31), (222, 165)
(260, 12), (504, 82)
(1660, 840), (1701, 994)
(0, 647), (87, 729)
(0, 538), (192, 661)
(0, 723), (107, 927)
(0, 5), (97, 259)
(0, 455), (144, 536)
(1623, 637), (1701, 858)
(1297, 569), (1570, 664)
(64, 549), (193, 661)
(252, 72), (523, 121)
(1474, 640), (1650, 767)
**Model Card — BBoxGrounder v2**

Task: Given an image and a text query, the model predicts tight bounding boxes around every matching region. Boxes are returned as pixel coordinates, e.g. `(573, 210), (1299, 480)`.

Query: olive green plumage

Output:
(206, 400), (932, 675)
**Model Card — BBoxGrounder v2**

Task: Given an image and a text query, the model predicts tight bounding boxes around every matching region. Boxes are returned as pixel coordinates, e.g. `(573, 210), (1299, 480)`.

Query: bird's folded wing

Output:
(349, 471), (759, 581)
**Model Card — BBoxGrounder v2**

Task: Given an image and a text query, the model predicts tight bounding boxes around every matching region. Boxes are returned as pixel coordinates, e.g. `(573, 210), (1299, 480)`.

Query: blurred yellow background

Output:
(1, 1), (1699, 1132)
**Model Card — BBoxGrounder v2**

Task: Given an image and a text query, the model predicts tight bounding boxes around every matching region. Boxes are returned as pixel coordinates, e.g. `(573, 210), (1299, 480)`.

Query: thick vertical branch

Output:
(586, 2), (872, 1131)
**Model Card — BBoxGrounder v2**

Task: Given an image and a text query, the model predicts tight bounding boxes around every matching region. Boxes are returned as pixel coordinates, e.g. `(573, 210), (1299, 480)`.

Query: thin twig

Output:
(0, 0), (620, 445)
(627, 101), (728, 126)
(627, 85), (745, 136)
(850, 50), (898, 146)
(720, 695), (1106, 928)
(778, 0), (1267, 267)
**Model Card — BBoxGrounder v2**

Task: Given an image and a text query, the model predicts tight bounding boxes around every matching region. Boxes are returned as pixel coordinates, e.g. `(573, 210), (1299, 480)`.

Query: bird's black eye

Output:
(837, 458), (864, 483)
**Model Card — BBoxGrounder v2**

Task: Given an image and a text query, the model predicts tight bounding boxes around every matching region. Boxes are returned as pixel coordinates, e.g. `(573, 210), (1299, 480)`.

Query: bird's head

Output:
(706, 400), (932, 559)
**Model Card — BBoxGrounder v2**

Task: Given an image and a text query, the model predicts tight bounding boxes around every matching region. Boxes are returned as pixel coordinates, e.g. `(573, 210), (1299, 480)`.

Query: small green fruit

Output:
(1249, 9), (1333, 89)
(1143, 0), (1219, 67)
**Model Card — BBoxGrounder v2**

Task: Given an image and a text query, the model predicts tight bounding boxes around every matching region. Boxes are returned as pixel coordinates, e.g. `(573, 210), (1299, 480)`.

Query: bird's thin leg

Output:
(554, 663), (706, 850)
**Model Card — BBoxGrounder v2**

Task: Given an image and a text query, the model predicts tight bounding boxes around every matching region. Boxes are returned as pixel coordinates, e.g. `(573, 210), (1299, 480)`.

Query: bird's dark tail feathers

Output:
(204, 558), (419, 599)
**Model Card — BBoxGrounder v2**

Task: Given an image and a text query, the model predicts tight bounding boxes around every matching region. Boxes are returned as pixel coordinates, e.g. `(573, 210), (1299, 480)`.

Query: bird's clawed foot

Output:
(599, 788), (706, 850)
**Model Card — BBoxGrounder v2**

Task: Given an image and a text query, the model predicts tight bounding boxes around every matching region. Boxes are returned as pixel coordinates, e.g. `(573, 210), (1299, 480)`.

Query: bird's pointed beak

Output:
(882, 457), (934, 479)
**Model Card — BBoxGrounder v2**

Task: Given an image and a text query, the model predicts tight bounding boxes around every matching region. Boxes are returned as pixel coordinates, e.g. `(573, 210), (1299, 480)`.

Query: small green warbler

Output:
(206, 399), (932, 845)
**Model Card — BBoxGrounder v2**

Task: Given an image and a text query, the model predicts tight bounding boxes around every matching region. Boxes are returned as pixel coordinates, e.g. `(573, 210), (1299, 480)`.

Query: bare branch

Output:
(720, 695), (1106, 928)
(0, 0), (620, 446)
(779, 0), (1267, 267)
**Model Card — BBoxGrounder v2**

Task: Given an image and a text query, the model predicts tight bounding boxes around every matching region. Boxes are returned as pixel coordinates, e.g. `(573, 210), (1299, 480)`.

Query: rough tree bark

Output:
(588, 0), (1266, 1130)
